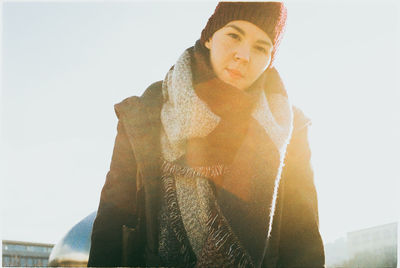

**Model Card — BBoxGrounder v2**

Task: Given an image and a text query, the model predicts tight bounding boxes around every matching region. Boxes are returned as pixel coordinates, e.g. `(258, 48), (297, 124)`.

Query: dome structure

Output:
(48, 211), (96, 267)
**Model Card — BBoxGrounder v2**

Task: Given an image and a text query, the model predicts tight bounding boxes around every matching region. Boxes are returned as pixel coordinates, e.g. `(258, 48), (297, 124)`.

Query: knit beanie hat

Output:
(200, 2), (287, 66)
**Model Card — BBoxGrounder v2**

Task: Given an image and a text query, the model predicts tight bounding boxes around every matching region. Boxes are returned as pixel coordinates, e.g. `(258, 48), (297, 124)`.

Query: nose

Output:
(234, 43), (250, 63)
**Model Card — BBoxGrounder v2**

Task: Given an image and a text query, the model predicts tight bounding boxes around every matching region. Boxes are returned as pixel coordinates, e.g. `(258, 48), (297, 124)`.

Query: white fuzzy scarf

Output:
(160, 50), (294, 164)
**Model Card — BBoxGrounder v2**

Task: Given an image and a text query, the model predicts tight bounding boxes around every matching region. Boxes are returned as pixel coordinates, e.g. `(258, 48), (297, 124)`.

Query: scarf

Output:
(161, 41), (293, 193)
(159, 41), (294, 267)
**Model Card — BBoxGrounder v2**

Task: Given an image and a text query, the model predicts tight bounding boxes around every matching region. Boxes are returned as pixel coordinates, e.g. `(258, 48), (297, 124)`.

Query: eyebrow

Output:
(225, 24), (273, 48)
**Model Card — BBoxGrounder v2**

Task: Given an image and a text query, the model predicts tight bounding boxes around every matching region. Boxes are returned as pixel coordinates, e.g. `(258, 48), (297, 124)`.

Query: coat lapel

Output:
(114, 85), (163, 262)
(216, 118), (282, 266)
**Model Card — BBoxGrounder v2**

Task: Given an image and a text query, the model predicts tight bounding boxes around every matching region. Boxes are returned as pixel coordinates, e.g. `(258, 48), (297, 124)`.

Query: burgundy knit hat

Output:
(200, 2), (287, 66)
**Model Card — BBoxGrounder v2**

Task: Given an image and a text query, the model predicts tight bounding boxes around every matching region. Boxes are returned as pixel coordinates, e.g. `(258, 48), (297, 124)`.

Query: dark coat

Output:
(87, 81), (325, 267)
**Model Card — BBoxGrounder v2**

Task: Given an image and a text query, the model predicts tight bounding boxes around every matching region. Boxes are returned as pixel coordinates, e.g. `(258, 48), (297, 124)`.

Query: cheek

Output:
(249, 58), (269, 80)
(211, 39), (233, 66)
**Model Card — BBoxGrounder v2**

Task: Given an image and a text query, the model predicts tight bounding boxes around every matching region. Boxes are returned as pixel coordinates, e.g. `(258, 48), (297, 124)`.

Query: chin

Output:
(221, 77), (245, 90)
(226, 81), (241, 89)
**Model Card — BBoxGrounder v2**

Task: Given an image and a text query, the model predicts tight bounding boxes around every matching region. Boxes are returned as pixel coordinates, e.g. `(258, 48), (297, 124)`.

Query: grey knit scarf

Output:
(160, 49), (293, 163)
(158, 47), (294, 267)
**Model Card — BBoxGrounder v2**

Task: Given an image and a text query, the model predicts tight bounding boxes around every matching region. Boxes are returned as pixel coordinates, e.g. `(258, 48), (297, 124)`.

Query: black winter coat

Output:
(87, 81), (325, 267)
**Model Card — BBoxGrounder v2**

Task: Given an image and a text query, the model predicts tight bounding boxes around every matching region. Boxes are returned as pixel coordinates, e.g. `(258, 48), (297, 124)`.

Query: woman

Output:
(88, 2), (325, 267)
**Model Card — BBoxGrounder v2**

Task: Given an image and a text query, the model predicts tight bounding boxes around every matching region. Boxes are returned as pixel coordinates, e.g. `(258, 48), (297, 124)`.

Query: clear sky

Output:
(2, 0), (399, 248)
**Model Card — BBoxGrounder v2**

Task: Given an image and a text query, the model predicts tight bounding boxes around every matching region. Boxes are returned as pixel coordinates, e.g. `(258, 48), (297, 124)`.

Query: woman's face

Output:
(205, 20), (273, 90)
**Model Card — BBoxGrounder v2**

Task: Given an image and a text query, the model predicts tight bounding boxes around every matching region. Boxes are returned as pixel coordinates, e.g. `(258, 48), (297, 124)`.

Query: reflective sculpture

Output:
(48, 211), (96, 267)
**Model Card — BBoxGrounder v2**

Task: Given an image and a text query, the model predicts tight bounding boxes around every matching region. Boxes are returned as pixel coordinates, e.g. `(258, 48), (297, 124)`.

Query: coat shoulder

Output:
(140, 80), (163, 103)
(113, 81), (163, 119)
(292, 105), (311, 134)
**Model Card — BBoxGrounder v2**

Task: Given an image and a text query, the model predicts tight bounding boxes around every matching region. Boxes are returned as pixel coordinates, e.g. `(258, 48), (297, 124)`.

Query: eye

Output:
(255, 46), (269, 54)
(227, 33), (241, 41)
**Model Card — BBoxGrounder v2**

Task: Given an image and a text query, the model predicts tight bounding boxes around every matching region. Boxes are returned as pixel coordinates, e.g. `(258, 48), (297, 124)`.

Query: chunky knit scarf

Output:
(158, 41), (293, 267)
(161, 43), (293, 165)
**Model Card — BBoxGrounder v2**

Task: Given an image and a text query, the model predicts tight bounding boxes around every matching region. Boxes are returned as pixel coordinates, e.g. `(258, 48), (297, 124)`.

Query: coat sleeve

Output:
(277, 108), (325, 267)
(87, 118), (138, 267)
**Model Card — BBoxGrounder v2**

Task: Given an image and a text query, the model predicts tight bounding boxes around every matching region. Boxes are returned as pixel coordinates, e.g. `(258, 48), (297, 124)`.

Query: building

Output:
(325, 222), (398, 268)
(2, 240), (54, 267)
(347, 222), (397, 258)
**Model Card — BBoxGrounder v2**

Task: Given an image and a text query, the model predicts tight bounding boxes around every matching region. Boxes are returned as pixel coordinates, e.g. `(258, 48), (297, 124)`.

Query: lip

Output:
(225, 68), (244, 79)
